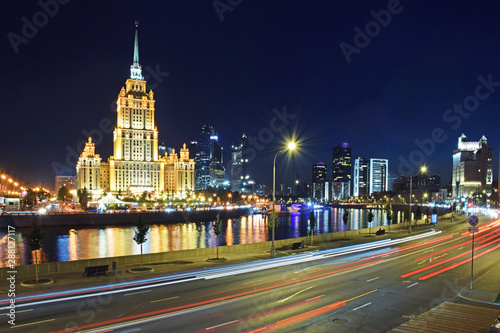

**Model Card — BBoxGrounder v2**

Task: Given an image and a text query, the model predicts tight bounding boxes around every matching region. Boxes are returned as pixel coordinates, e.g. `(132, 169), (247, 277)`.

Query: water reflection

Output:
(0, 208), (406, 266)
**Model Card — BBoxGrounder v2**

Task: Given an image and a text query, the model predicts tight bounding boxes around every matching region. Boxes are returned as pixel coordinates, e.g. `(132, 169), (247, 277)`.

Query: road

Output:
(2, 215), (499, 332)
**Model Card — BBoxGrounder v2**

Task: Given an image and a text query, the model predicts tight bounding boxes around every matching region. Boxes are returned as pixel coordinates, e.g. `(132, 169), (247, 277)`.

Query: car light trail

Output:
(243, 289), (377, 333)
(418, 243), (500, 280)
(401, 235), (500, 279)
(49, 261), (382, 333)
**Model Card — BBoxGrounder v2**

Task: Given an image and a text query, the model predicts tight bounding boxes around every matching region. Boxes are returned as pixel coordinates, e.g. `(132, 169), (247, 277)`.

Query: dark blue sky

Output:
(3, 0), (500, 190)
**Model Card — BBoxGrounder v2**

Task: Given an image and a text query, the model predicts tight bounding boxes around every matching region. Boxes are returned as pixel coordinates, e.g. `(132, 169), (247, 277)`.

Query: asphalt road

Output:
(2, 215), (500, 332)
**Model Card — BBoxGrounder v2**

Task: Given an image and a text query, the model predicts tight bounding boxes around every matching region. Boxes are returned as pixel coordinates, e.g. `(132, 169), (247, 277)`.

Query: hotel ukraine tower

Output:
(76, 24), (194, 196)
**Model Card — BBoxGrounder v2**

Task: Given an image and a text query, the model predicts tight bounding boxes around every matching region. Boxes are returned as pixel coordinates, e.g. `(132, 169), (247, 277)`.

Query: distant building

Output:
(158, 140), (167, 158)
(230, 133), (251, 192)
(55, 175), (76, 192)
(332, 143), (352, 200)
(353, 157), (388, 197)
(193, 124), (226, 189)
(452, 134), (492, 198)
(312, 162), (327, 202)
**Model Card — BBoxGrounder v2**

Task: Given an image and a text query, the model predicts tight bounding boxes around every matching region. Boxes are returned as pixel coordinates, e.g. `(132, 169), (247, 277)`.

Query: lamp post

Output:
(409, 166), (426, 233)
(271, 142), (296, 258)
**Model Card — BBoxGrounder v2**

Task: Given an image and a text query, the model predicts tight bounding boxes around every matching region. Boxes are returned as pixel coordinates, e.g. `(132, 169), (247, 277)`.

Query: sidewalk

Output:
(459, 259), (500, 304)
(1, 214), (498, 305)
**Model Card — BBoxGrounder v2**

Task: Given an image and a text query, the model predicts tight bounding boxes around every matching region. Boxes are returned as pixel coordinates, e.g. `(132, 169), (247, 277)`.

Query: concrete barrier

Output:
(0, 223), (416, 280)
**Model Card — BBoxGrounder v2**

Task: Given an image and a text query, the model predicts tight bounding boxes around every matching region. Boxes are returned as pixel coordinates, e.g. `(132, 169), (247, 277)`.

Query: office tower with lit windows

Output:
(76, 23), (194, 197)
(353, 157), (388, 197)
(231, 142), (242, 191)
(312, 162), (327, 202)
(331, 143), (351, 200)
(452, 134), (493, 198)
(194, 124), (226, 189)
(231, 133), (251, 192)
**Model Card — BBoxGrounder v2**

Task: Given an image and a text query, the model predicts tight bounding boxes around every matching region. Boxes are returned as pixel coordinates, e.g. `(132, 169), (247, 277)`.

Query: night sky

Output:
(3, 1), (500, 191)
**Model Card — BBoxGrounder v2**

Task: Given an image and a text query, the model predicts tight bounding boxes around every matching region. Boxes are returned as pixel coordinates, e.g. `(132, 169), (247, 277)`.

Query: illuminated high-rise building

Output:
(353, 157), (388, 197)
(312, 162), (327, 202)
(452, 134), (492, 198)
(332, 143), (351, 200)
(76, 23), (194, 197)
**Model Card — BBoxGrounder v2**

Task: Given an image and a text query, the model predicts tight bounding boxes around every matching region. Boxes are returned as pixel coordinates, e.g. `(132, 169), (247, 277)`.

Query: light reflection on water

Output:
(0, 208), (404, 266)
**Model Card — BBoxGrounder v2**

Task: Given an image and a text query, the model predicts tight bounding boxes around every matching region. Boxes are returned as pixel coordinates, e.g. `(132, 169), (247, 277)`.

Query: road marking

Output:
(407, 282), (419, 289)
(279, 286), (315, 303)
(1, 309), (32, 315)
(150, 296), (180, 303)
(366, 277), (379, 282)
(124, 290), (152, 296)
(346, 289), (377, 302)
(353, 302), (372, 311)
(10, 318), (55, 328)
(417, 261), (426, 265)
(206, 319), (238, 330)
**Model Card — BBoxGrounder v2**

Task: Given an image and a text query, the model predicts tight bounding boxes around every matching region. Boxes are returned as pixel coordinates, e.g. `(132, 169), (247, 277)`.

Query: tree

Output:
(26, 222), (43, 282)
(213, 213), (223, 259)
(415, 205), (422, 225)
(57, 185), (70, 201)
(343, 209), (349, 240)
(404, 208), (410, 228)
(309, 211), (316, 246)
(386, 205), (393, 233)
(78, 188), (89, 212)
(268, 212), (279, 234)
(367, 208), (374, 236)
(133, 215), (150, 267)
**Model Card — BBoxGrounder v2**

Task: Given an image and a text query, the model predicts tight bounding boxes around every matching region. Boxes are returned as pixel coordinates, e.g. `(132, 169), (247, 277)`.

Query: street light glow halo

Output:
(287, 142), (296, 150)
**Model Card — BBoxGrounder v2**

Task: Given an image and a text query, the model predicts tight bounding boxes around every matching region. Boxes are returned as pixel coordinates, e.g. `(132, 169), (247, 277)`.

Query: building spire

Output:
(130, 21), (143, 80)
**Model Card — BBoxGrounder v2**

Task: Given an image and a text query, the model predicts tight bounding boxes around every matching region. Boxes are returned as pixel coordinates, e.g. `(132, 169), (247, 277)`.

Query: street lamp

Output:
(271, 141), (296, 258)
(409, 166), (426, 233)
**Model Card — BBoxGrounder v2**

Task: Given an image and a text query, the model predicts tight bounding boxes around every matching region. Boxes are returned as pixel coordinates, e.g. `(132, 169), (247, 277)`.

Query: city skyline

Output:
(3, 1), (500, 190)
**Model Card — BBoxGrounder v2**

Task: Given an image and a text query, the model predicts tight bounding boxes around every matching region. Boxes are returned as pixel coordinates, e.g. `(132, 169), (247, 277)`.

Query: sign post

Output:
(468, 215), (479, 290)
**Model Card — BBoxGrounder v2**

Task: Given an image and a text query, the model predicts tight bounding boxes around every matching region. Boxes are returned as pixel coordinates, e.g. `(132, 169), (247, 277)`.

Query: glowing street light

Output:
(409, 166), (426, 234)
(271, 141), (297, 258)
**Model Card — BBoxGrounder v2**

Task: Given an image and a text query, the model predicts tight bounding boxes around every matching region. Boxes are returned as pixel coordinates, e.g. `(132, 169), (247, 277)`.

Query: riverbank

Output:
(0, 207), (253, 228)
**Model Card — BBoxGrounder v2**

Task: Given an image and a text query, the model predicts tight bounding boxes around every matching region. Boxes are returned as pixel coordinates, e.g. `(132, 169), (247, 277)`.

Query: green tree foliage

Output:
(78, 188), (89, 212)
(57, 185), (71, 201)
(415, 205), (422, 224)
(367, 208), (374, 236)
(213, 213), (224, 259)
(343, 209), (349, 239)
(268, 213), (279, 232)
(386, 205), (393, 233)
(27, 222), (43, 281)
(133, 215), (150, 267)
(309, 211), (316, 245)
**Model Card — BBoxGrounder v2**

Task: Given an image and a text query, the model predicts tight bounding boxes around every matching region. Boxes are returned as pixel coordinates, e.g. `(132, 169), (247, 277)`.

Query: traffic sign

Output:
(469, 215), (479, 227)
(468, 226), (478, 232)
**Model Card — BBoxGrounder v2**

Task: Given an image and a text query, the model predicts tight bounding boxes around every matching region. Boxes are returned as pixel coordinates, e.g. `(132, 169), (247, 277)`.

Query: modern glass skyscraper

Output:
(194, 124), (225, 189)
(332, 143), (351, 199)
(353, 157), (388, 197)
(312, 162), (327, 202)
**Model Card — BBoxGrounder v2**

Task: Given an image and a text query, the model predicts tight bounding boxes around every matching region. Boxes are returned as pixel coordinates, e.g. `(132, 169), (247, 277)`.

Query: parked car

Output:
(492, 316), (500, 333)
